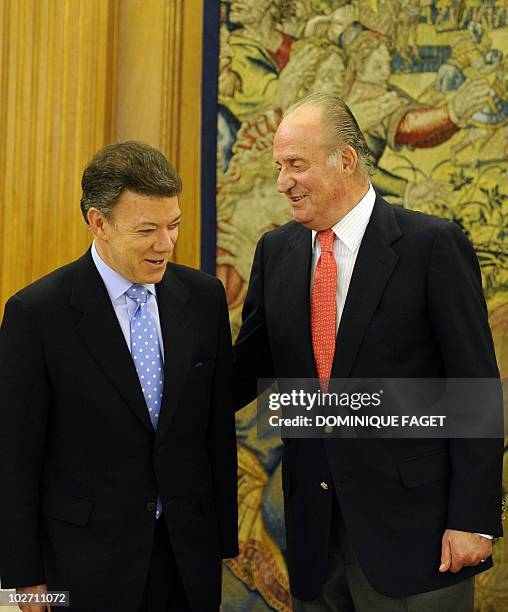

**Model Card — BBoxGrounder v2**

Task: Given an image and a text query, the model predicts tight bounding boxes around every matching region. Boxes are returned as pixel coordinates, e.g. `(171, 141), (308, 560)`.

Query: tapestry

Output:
(214, 2), (508, 609)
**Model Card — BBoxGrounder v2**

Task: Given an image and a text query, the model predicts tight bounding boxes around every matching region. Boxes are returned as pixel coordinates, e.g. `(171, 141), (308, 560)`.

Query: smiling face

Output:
(273, 106), (346, 230)
(88, 190), (181, 284)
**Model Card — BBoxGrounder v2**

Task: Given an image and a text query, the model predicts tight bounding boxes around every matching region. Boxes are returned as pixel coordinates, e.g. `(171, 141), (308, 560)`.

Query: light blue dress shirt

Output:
(91, 242), (165, 360)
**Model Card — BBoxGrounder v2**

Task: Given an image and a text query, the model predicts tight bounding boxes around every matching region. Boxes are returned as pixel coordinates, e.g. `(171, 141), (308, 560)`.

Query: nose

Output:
(276, 168), (296, 194)
(154, 228), (175, 252)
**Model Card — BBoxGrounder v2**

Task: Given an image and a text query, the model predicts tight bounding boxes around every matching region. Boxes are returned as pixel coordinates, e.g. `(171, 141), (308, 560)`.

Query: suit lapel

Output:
(331, 196), (401, 378)
(281, 225), (317, 377)
(71, 251), (154, 432)
(154, 266), (193, 443)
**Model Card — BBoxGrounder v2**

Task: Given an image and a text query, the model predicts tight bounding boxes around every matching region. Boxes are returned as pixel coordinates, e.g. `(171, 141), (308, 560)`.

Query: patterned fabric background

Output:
(215, 1), (508, 610)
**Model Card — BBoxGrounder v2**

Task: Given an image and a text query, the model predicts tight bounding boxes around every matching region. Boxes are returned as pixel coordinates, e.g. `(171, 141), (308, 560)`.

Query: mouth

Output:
(144, 259), (166, 269)
(288, 195), (307, 206)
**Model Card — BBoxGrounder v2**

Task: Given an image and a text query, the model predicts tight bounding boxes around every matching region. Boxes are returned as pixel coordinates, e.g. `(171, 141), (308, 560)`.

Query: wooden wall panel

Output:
(167, 0), (203, 269)
(115, 0), (166, 145)
(115, 0), (203, 268)
(0, 0), (203, 318)
(0, 0), (118, 316)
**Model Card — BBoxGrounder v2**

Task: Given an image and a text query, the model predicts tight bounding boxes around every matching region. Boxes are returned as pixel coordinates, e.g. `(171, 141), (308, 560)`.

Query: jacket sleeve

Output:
(207, 280), (238, 558)
(427, 221), (504, 537)
(0, 295), (50, 587)
(233, 233), (275, 410)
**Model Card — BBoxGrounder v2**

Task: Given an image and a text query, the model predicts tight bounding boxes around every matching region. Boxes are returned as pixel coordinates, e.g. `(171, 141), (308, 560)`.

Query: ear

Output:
(341, 145), (358, 176)
(87, 208), (110, 240)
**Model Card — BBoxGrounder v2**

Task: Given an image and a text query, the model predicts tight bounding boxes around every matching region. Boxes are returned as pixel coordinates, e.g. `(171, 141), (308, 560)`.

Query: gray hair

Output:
(80, 141), (182, 223)
(284, 92), (374, 180)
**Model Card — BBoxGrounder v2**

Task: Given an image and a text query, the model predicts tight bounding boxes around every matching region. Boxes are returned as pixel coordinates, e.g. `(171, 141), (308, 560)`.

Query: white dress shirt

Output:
(311, 183), (376, 331)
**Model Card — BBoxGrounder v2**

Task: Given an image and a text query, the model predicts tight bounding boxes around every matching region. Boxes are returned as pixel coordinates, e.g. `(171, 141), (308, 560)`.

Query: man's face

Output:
(273, 106), (344, 230)
(91, 190), (181, 284)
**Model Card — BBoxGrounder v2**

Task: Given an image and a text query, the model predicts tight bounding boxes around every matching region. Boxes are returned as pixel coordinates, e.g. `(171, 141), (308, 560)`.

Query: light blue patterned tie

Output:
(125, 284), (164, 429)
(125, 284), (164, 517)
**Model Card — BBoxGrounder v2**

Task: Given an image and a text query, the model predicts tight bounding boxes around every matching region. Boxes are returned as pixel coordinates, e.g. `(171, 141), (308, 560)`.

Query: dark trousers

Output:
(292, 498), (474, 612)
(138, 517), (191, 612)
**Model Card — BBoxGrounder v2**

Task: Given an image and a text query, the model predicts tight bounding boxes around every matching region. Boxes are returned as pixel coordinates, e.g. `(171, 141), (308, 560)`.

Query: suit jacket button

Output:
(146, 502), (156, 512)
(320, 482), (329, 490)
(324, 425), (333, 434)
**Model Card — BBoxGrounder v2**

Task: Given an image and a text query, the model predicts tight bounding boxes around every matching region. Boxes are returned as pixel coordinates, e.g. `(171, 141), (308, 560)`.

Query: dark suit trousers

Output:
(138, 517), (191, 612)
(292, 497), (474, 612)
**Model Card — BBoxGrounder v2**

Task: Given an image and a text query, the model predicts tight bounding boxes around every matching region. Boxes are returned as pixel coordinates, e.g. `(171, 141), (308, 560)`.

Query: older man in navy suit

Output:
(234, 93), (503, 611)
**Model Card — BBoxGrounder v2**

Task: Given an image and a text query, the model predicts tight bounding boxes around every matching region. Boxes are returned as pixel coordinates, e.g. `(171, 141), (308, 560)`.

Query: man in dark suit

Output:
(234, 93), (503, 610)
(0, 141), (238, 612)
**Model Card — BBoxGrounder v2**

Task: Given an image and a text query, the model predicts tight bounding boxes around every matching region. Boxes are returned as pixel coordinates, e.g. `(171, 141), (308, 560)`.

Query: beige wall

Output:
(0, 0), (203, 318)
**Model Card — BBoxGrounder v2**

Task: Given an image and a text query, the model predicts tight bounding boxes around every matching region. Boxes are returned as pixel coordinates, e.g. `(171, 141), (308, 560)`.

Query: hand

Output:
(439, 529), (493, 573)
(15, 584), (51, 612)
(349, 92), (403, 131)
(303, 15), (330, 38)
(448, 79), (492, 124)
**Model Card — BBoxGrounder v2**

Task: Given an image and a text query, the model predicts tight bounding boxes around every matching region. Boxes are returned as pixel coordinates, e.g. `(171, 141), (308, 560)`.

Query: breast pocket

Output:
(188, 355), (216, 380)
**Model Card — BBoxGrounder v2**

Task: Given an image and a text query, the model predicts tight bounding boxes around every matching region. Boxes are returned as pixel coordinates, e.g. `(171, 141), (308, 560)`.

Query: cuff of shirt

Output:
(475, 532), (493, 539)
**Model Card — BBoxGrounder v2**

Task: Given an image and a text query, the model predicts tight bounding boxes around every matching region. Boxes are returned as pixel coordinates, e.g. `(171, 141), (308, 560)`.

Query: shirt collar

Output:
(91, 241), (156, 302)
(312, 184), (376, 253)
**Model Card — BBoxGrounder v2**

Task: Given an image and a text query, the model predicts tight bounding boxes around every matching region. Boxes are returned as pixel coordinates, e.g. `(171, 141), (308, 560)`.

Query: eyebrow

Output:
(274, 155), (305, 163)
(135, 214), (182, 229)
(274, 156), (308, 167)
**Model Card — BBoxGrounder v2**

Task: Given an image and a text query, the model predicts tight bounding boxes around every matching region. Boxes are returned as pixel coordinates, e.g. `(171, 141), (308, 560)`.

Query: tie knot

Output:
(318, 228), (335, 253)
(125, 284), (149, 304)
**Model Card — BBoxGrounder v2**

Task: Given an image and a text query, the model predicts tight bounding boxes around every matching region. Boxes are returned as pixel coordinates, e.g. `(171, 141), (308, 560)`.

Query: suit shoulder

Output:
(257, 221), (308, 255)
(379, 207), (478, 277)
(264, 220), (302, 242)
(9, 259), (78, 308)
(392, 205), (456, 233)
(389, 204), (470, 246)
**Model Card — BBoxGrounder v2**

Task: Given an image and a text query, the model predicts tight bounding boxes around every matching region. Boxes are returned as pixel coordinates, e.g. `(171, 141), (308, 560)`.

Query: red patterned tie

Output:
(311, 228), (337, 391)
